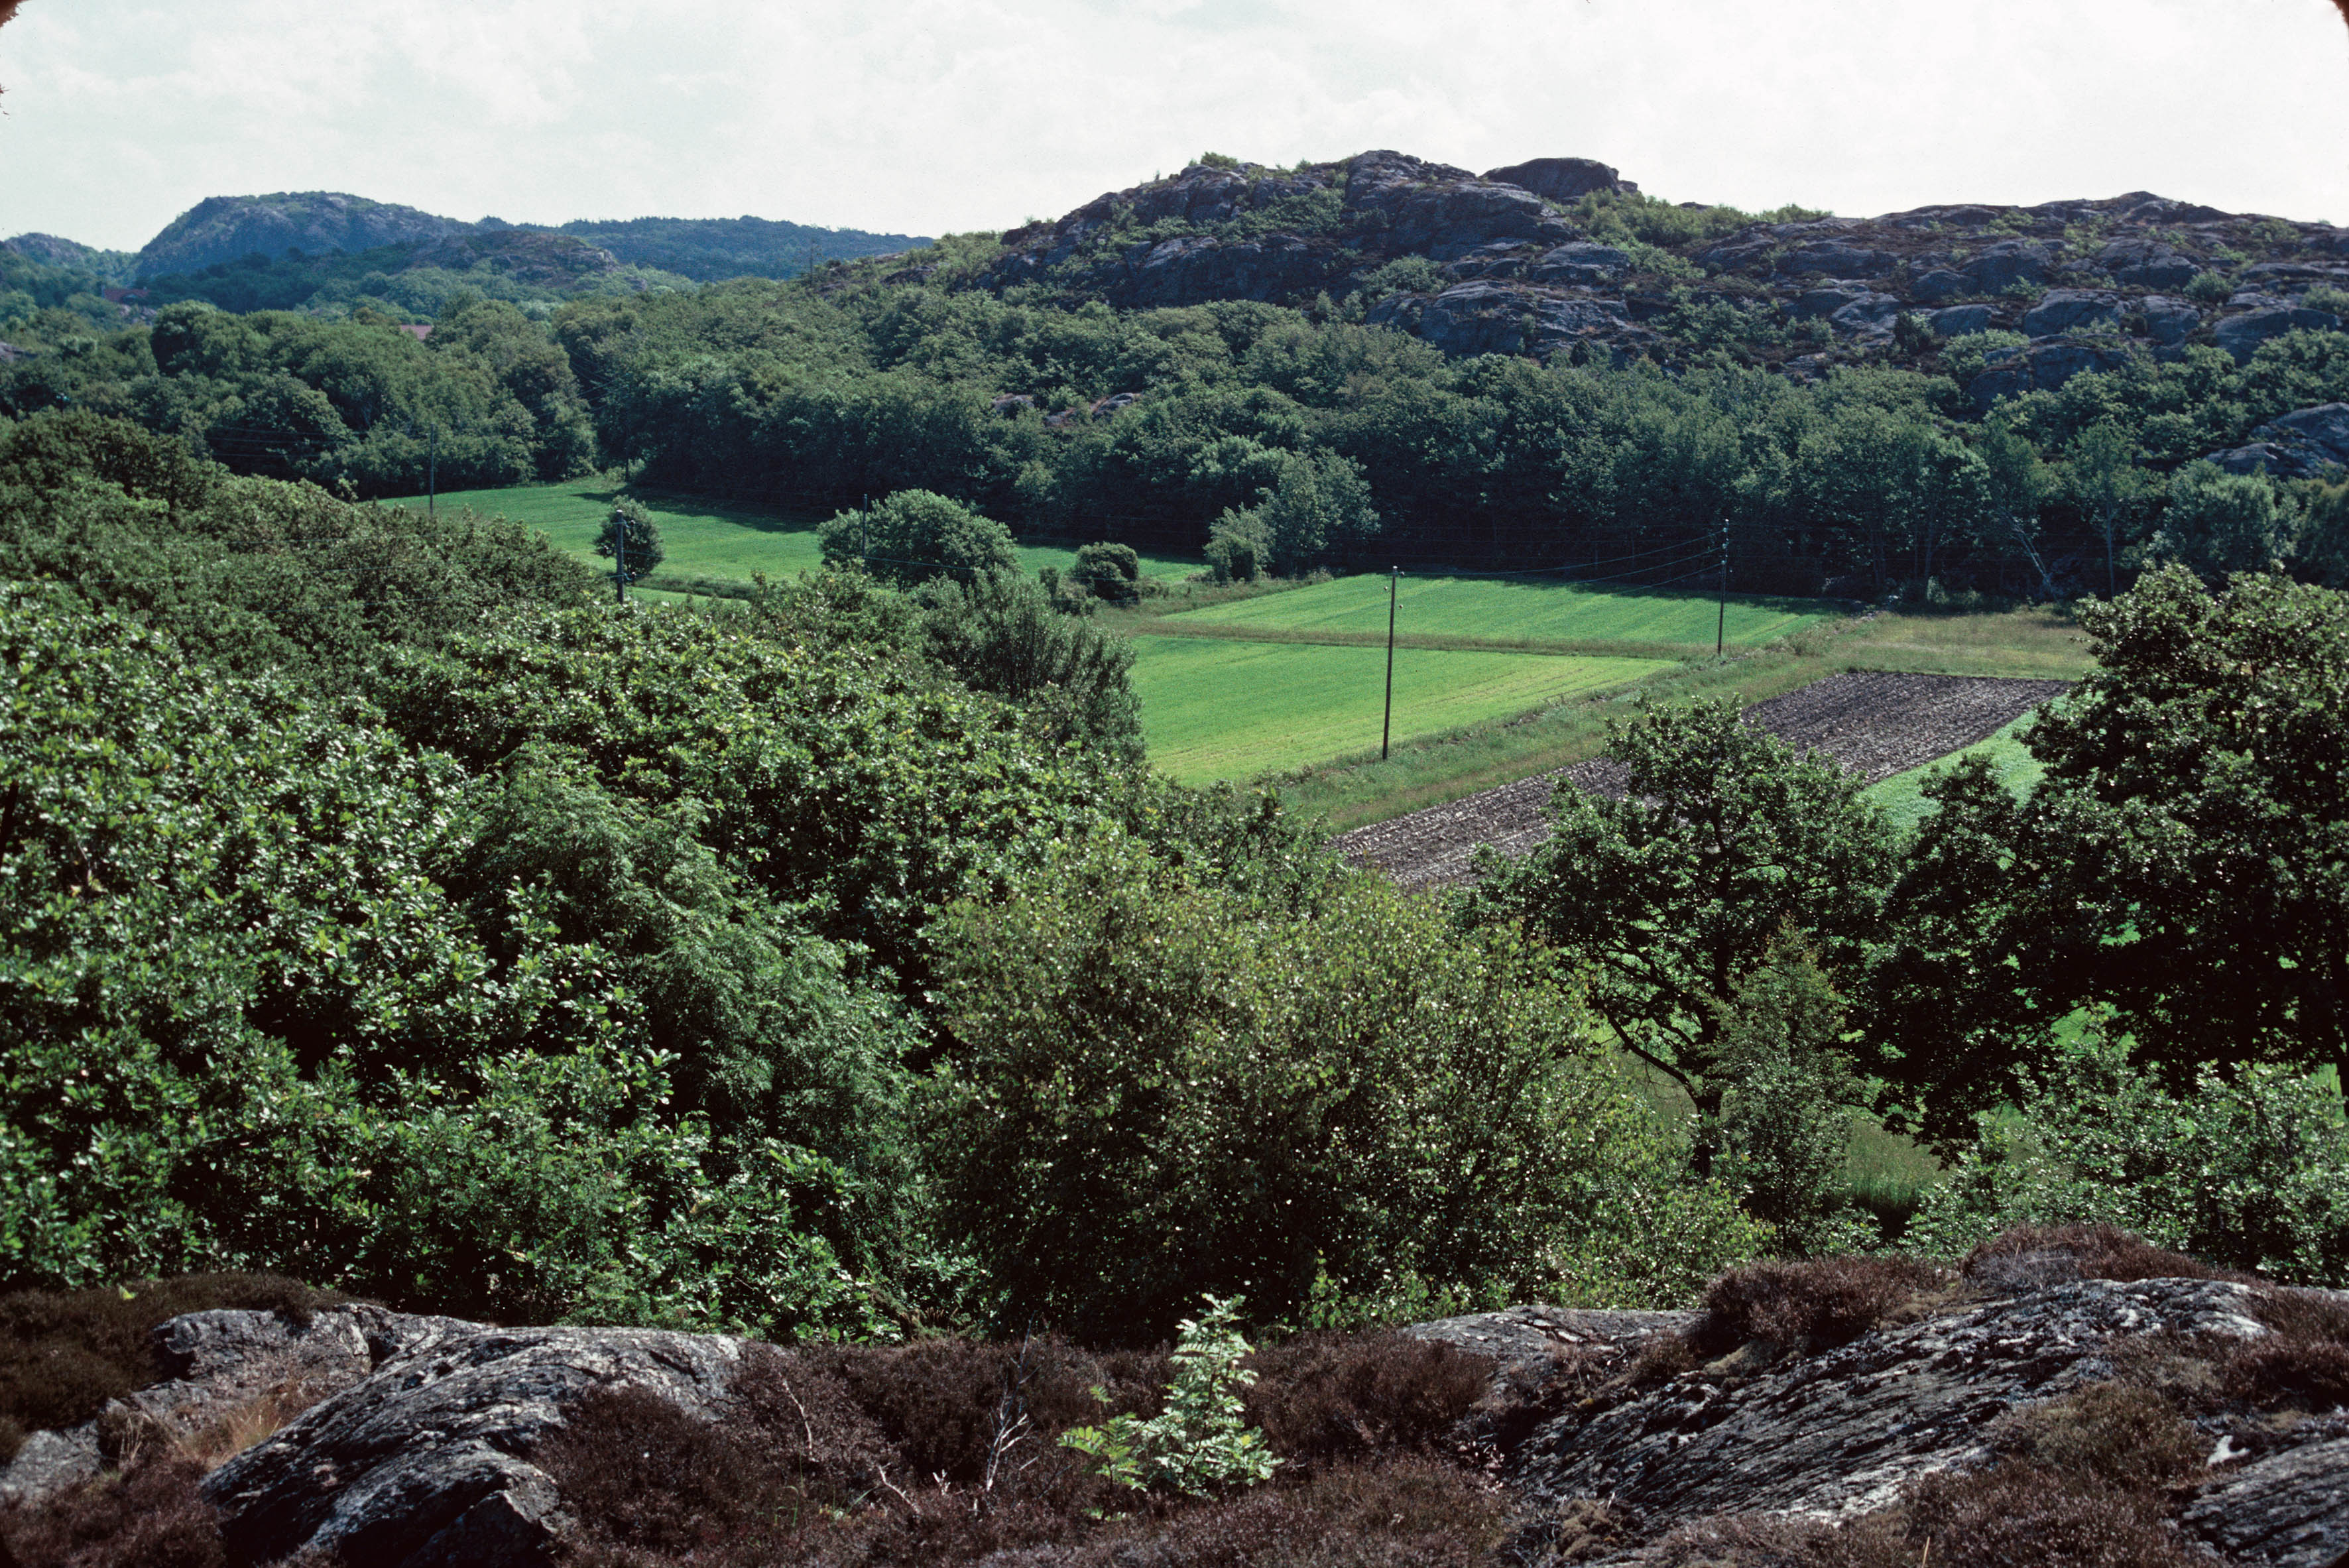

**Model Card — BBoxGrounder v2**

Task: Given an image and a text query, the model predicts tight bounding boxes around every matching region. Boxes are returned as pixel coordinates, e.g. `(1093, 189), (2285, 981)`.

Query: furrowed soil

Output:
(1329, 672), (2071, 888)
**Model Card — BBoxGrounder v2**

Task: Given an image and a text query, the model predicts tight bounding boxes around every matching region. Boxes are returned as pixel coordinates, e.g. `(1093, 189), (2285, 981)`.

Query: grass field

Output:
(427, 481), (1199, 591)
(1862, 709), (2053, 836)
(1284, 606), (2096, 831)
(1166, 573), (1836, 652)
(1131, 638), (1669, 784)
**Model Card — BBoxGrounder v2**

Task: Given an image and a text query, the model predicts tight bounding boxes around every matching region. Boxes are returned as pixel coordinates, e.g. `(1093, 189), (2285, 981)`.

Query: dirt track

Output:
(1327, 673), (2073, 890)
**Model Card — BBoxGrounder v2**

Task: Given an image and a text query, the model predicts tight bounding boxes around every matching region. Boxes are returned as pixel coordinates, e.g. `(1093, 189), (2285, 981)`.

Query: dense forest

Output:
(1, 407), (2343, 1349)
(5, 208), (2348, 597)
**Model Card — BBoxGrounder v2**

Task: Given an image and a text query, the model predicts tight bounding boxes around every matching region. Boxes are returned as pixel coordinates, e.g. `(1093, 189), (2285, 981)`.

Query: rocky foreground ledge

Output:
(6, 1256), (2348, 1566)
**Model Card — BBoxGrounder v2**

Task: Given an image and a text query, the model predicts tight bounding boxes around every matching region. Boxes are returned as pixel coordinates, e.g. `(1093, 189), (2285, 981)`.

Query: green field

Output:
(1132, 638), (1668, 784)
(1862, 709), (2053, 835)
(1163, 573), (1835, 652)
(426, 481), (1199, 591)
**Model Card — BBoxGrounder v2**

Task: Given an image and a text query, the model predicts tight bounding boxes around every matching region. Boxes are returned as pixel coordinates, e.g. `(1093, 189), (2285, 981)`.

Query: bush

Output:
(918, 568), (1142, 756)
(0, 1455), (225, 1568)
(1240, 1332), (1490, 1467)
(2146, 459), (2297, 579)
(1067, 541), (1141, 603)
(1960, 1223), (2242, 1290)
(2185, 269), (2232, 304)
(1061, 1296), (1281, 1494)
(1908, 1030), (2349, 1284)
(930, 829), (1765, 1342)
(817, 488), (1020, 587)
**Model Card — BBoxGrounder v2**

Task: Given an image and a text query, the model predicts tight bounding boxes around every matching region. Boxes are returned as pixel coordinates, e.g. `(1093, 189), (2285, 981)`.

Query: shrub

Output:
(2146, 458), (2297, 579)
(1992, 1380), (2204, 1490)
(1908, 1030), (2349, 1285)
(918, 568), (1142, 756)
(1240, 1332), (1490, 1467)
(817, 489), (1020, 587)
(1067, 541), (1141, 603)
(1959, 1223), (2243, 1290)
(1061, 1296), (1280, 1494)
(2184, 269), (2232, 304)
(0, 1455), (225, 1568)
(932, 828), (1765, 1341)
(1686, 1256), (1947, 1357)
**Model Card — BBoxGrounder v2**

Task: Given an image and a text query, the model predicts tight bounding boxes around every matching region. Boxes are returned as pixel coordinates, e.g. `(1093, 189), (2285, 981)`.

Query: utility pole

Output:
(1715, 521), (1728, 658)
(1381, 566), (1399, 760)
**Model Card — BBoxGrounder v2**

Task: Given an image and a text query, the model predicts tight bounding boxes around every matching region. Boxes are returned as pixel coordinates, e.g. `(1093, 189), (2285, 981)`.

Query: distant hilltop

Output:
(943, 149), (2348, 392)
(17, 191), (931, 285)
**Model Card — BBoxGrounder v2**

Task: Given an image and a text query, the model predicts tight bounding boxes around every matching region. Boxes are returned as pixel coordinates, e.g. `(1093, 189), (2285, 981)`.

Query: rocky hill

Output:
(117, 192), (928, 288)
(947, 150), (2349, 405)
(135, 192), (479, 278)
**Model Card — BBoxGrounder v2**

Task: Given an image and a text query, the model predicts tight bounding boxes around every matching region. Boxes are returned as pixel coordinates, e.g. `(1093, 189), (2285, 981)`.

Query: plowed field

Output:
(1328, 673), (2072, 888)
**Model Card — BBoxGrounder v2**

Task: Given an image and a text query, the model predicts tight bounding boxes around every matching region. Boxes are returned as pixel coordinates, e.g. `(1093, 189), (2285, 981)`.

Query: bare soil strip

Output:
(1328, 672), (2073, 889)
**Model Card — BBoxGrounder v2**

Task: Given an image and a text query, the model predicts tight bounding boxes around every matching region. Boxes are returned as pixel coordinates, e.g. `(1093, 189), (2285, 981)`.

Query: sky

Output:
(3, 0), (2348, 254)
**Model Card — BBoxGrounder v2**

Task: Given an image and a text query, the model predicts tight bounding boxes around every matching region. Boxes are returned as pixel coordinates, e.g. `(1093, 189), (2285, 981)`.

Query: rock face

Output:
(2187, 1431), (2349, 1568)
(202, 1320), (749, 1568)
(1969, 335), (2136, 406)
(2215, 302), (2345, 363)
(2208, 402), (2349, 480)
(0, 1303), (467, 1505)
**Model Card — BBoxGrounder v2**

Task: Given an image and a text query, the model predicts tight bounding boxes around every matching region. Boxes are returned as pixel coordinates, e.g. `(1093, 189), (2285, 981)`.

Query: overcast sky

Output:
(4, 0), (2347, 253)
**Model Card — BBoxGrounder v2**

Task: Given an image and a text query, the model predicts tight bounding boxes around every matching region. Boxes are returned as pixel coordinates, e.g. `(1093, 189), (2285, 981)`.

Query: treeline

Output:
(5, 412), (2345, 1341)
(573, 278), (2349, 595)
(14, 259), (2349, 595)
(1, 298), (598, 495)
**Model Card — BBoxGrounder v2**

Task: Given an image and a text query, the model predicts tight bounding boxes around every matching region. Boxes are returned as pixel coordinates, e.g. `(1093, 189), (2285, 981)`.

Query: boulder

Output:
(2099, 236), (2200, 289)
(202, 1321), (751, 1568)
(2021, 288), (2122, 335)
(1960, 238), (2053, 293)
(2185, 1432), (2349, 1568)
(1346, 156), (1575, 260)
(1928, 304), (1994, 337)
(2139, 295), (2202, 348)
(1113, 233), (1333, 307)
(2215, 304), (2344, 363)
(2207, 403), (2349, 481)
(1829, 292), (1903, 334)
(1510, 1278), (2271, 1553)
(0, 1304), (474, 1506)
(1391, 280), (1633, 357)
(1909, 268), (1970, 303)
(1482, 156), (1637, 204)
(1530, 241), (1630, 285)
(1970, 336), (2134, 406)
(1774, 242), (1894, 278)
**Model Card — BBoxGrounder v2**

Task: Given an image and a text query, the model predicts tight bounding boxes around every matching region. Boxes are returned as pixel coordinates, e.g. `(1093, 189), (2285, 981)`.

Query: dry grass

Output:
(0, 1275), (347, 1465)
(1684, 1258), (1951, 1359)
(1959, 1224), (2248, 1291)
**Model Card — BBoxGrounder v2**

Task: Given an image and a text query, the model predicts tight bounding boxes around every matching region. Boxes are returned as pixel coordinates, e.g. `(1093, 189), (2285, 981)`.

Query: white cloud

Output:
(1, 0), (2344, 251)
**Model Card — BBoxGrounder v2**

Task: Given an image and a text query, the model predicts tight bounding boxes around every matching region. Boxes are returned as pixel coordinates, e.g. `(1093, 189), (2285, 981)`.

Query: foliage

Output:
(1711, 945), (1872, 1252)
(1061, 1296), (1281, 1494)
(1867, 567), (2349, 1142)
(2144, 459), (2295, 579)
(0, 411), (596, 678)
(1908, 1029), (2349, 1286)
(1066, 540), (1141, 603)
(931, 829), (1764, 1342)
(1463, 698), (1898, 1174)
(917, 568), (1143, 756)
(593, 497), (664, 583)
(817, 488), (1021, 587)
